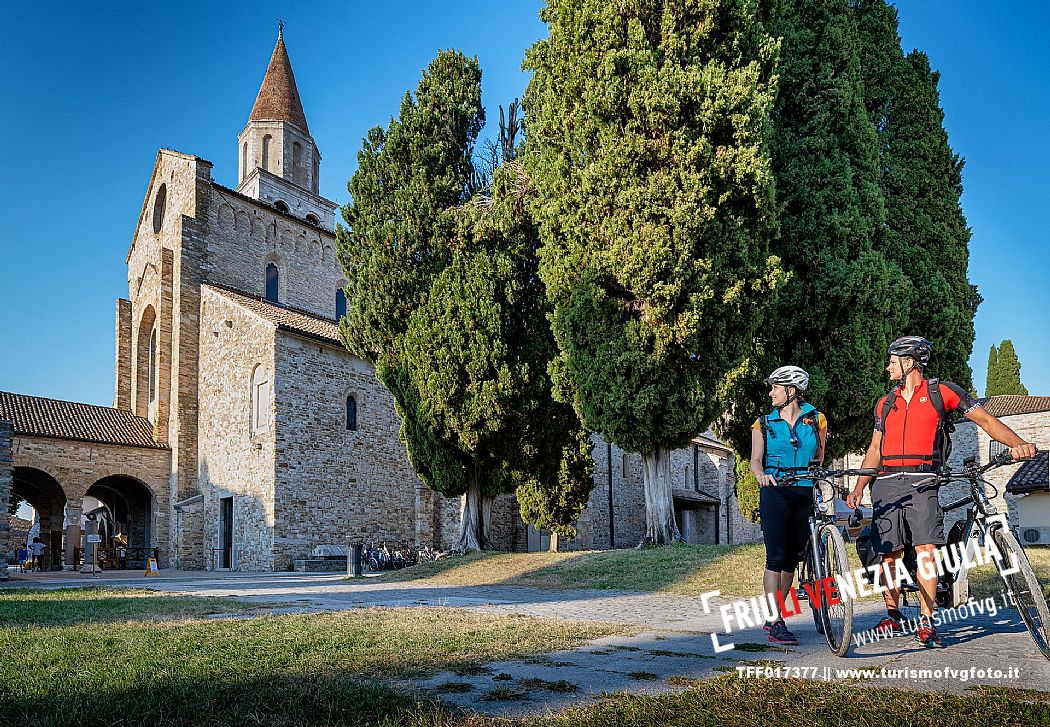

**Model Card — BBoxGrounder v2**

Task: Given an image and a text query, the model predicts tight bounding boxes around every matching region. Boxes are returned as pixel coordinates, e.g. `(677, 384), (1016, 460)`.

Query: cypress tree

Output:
(856, 0), (980, 389)
(339, 52), (592, 551)
(987, 340), (1028, 396)
(985, 343), (999, 397)
(723, 0), (903, 460)
(735, 458), (761, 524)
(524, 0), (782, 544)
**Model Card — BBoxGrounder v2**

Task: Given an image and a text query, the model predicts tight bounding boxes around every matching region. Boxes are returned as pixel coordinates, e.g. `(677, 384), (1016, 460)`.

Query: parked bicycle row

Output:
(361, 542), (452, 571)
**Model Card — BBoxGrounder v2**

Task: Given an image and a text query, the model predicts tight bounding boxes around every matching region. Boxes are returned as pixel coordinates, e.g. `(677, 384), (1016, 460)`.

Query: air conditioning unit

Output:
(1020, 527), (1050, 545)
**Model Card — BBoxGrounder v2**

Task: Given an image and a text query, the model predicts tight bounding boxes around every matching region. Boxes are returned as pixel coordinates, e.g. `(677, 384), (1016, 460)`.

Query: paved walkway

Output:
(5, 568), (1048, 716)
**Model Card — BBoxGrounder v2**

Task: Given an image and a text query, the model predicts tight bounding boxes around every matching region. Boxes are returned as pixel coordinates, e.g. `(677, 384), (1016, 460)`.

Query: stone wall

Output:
(205, 184), (340, 320)
(9, 434), (171, 566)
(950, 411), (1050, 532)
(126, 149), (213, 562)
(0, 421), (12, 579)
(236, 168), (335, 231)
(237, 120), (321, 199)
(571, 436), (744, 550)
(272, 331), (422, 569)
(197, 288), (278, 570)
(114, 299), (132, 410)
(173, 495), (204, 570)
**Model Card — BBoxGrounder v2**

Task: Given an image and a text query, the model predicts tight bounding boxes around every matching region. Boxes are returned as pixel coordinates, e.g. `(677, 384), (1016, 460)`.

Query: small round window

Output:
(153, 183), (167, 234)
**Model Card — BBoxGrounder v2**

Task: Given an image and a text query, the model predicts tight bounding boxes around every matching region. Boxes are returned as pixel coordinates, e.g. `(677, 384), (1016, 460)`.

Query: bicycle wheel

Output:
(816, 524), (854, 656)
(989, 524), (1050, 661)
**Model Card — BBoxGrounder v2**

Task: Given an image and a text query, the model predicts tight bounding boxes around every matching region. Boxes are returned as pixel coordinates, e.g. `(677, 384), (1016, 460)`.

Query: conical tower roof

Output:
(248, 29), (309, 133)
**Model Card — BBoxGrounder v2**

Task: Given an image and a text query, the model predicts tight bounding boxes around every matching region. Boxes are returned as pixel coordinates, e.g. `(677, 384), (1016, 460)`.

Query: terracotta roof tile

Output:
(249, 31), (309, 133)
(977, 396), (1050, 418)
(205, 285), (341, 346)
(1007, 451), (1049, 494)
(0, 392), (164, 449)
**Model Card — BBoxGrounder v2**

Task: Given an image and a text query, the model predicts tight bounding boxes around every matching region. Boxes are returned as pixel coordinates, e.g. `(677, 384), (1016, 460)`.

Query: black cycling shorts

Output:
(870, 472), (943, 554)
(759, 486), (812, 573)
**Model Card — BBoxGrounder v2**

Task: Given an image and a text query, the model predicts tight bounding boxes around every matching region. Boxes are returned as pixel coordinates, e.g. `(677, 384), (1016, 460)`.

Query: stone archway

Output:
(86, 475), (155, 569)
(12, 467), (67, 570)
(135, 304), (157, 419)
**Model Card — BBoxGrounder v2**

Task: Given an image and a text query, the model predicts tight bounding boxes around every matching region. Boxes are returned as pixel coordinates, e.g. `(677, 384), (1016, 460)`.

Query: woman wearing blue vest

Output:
(749, 365), (827, 645)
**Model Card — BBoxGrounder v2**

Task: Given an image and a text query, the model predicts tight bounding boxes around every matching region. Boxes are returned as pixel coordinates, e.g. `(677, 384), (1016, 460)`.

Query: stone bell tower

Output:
(236, 27), (331, 229)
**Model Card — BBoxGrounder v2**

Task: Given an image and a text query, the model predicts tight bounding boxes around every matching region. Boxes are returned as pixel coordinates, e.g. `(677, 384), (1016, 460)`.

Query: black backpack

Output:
(877, 378), (954, 471)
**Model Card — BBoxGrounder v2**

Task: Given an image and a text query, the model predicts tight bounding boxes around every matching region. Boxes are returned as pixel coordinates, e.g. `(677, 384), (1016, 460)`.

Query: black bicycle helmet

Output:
(887, 336), (932, 368)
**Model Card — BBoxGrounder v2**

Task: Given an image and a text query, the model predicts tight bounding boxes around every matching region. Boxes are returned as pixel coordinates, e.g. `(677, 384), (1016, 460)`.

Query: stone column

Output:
(63, 501), (83, 571)
(47, 514), (65, 570)
(114, 298), (133, 410)
(0, 421), (13, 581)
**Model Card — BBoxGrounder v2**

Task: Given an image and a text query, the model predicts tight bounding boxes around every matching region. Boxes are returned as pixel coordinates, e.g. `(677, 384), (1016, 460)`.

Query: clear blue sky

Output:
(0, 1), (1045, 408)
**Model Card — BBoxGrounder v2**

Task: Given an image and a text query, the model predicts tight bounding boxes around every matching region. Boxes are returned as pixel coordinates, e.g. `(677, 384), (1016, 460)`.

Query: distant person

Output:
(30, 537), (46, 571)
(750, 366), (827, 646)
(116, 536), (129, 570)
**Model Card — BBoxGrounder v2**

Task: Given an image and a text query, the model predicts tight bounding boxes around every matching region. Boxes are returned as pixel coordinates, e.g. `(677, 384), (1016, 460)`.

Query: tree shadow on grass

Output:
(0, 588), (255, 628)
(1, 671), (465, 727)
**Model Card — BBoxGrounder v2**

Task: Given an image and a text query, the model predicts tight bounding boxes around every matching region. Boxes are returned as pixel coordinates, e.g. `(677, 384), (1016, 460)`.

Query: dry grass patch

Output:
(376, 544), (769, 596)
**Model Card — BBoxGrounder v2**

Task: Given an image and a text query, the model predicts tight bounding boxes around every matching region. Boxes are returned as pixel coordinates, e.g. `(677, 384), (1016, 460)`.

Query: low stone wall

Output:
(0, 421), (12, 580)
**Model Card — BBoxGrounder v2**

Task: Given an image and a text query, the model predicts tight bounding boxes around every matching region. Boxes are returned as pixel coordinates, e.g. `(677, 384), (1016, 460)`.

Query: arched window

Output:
(274, 200), (289, 214)
(251, 365), (270, 434)
(148, 328), (157, 402)
(241, 142), (248, 179)
(262, 134), (271, 172)
(305, 213), (320, 226)
(153, 184), (166, 234)
(336, 289), (346, 319)
(265, 263), (279, 303)
(293, 141), (303, 170)
(346, 396), (357, 431)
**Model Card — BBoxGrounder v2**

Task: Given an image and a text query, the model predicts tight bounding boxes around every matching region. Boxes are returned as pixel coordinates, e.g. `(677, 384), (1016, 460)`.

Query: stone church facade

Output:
(0, 33), (746, 576)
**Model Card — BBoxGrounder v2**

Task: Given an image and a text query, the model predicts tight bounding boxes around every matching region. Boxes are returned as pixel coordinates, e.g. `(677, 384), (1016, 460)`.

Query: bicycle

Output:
(778, 465), (879, 657)
(927, 449), (1050, 660)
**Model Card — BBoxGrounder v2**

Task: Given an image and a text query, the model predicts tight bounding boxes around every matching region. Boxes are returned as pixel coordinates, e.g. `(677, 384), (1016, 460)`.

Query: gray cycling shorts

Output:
(870, 472), (943, 554)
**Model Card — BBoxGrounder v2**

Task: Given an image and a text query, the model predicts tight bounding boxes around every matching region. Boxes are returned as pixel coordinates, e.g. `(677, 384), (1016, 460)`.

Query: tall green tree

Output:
(985, 343), (999, 397)
(339, 52), (593, 551)
(855, 0), (980, 390)
(722, 0), (903, 460)
(524, 0), (783, 544)
(986, 339), (1028, 396)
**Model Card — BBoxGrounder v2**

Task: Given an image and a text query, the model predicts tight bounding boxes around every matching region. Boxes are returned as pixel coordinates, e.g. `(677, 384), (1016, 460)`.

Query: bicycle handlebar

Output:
(774, 466), (879, 486)
(769, 449), (1039, 488)
(935, 448), (1040, 482)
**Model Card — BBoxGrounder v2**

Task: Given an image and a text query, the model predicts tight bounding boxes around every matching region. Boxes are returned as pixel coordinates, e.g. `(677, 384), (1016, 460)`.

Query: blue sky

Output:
(0, 1), (1045, 408)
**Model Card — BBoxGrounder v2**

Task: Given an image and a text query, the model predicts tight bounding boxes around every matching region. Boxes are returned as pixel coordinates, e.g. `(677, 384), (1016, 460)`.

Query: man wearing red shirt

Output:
(846, 336), (1036, 648)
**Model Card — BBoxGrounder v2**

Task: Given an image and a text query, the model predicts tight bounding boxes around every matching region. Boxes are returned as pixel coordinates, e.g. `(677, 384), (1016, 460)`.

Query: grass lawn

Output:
(377, 544), (768, 596)
(377, 542), (1050, 602)
(2, 587), (1048, 725)
(0, 588), (623, 726)
(527, 678), (1050, 727)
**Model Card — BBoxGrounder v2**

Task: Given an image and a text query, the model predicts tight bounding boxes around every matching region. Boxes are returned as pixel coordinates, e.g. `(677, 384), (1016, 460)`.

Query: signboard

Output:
(86, 534), (102, 544)
(144, 558), (160, 577)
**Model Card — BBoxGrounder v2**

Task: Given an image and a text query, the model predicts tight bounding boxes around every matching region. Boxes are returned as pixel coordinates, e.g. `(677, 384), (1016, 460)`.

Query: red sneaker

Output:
(873, 615), (905, 637)
(915, 620), (944, 648)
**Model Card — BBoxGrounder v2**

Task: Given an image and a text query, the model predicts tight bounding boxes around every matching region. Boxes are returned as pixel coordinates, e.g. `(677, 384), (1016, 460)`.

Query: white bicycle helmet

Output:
(765, 365), (810, 391)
